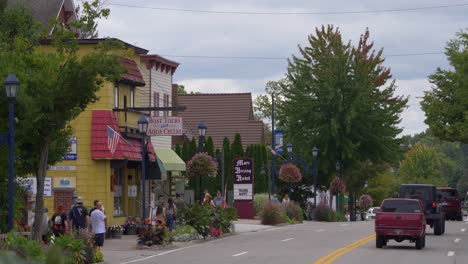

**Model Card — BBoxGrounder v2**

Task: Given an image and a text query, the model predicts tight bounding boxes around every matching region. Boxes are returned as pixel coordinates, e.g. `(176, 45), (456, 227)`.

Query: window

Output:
(130, 87), (135, 108)
(163, 94), (169, 116)
(113, 168), (126, 216)
(153, 92), (159, 117)
(114, 82), (119, 108)
(381, 200), (420, 213)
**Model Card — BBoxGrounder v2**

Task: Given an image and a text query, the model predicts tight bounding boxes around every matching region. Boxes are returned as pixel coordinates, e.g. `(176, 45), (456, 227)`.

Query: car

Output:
(399, 184), (445, 235)
(366, 207), (380, 220)
(437, 188), (463, 221)
(375, 198), (426, 249)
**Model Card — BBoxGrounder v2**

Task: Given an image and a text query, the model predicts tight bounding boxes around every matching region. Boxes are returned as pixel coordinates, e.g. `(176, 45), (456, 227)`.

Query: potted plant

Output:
(359, 194), (373, 220)
(278, 163), (302, 183)
(186, 152), (218, 179)
(123, 218), (137, 235)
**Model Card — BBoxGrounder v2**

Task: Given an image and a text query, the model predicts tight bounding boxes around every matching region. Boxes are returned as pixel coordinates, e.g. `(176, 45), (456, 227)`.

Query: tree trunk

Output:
(32, 142), (49, 241)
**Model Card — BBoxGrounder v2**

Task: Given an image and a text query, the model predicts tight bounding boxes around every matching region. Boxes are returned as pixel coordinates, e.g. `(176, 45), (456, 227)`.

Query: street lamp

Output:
(312, 146), (318, 208)
(198, 121), (207, 202)
(2, 73), (20, 231)
(138, 116), (148, 220)
(287, 143), (292, 157)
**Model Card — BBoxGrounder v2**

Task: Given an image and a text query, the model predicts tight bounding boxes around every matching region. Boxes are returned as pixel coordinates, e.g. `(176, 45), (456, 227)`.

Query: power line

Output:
(158, 52), (444, 60)
(107, 2), (468, 15)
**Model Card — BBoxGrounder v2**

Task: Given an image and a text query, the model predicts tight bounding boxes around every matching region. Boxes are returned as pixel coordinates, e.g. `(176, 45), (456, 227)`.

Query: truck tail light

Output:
(432, 202), (437, 207)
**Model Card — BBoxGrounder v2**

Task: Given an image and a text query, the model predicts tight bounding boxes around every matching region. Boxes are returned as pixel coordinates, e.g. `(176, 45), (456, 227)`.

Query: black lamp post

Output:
(2, 73), (19, 231)
(198, 121), (207, 202)
(138, 116), (148, 220)
(312, 146), (318, 208)
(287, 143), (293, 158)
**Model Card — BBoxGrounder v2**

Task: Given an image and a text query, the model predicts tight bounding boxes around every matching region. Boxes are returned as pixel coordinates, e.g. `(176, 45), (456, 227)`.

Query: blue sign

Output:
(274, 130), (284, 155)
(64, 137), (77, 160)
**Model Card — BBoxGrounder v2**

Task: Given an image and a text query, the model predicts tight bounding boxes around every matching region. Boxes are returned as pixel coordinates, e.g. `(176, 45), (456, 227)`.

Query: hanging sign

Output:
(274, 130), (284, 155)
(128, 185), (137, 197)
(146, 117), (183, 136)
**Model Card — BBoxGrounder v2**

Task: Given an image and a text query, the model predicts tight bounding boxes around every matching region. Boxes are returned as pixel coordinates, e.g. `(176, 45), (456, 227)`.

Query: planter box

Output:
(112, 231), (123, 239)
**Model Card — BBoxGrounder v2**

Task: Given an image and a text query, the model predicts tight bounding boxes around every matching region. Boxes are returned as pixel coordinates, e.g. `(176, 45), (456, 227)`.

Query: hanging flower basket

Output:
(329, 177), (346, 195)
(278, 163), (302, 183)
(359, 194), (373, 208)
(187, 152), (218, 178)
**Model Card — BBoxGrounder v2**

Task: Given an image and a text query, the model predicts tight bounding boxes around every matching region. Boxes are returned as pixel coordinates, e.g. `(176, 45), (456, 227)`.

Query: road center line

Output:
(313, 234), (375, 264)
(454, 238), (461, 243)
(282, 238), (294, 242)
(461, 228), (466, 232)
(232, 251), (248, 257)
(447, 251), (455, 257)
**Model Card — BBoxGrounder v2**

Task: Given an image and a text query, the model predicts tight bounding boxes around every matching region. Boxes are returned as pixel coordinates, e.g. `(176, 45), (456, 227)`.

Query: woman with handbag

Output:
(165, 198), (177, 232)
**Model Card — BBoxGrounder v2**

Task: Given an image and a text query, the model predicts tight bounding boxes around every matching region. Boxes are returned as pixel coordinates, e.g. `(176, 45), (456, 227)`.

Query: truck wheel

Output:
(422, 235), (425, 248)
(376, 235), (384, 248)
(441, 218), (445, 234)
(415, 236), (424, 249)
(457, 213), (463, 221)
(434, 219), (443, 235)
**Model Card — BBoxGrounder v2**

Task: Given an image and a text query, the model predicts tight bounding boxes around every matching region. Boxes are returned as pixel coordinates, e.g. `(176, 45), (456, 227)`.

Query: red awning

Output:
(91, 110), (155, 161)
(121, 57), (145, 86)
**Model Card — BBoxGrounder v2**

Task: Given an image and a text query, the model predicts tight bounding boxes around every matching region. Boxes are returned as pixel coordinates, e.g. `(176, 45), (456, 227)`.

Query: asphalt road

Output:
(117, 220), (468, 264)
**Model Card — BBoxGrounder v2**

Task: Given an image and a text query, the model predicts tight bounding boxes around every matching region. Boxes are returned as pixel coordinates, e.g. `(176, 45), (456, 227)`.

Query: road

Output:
(114, 220), (468, 264)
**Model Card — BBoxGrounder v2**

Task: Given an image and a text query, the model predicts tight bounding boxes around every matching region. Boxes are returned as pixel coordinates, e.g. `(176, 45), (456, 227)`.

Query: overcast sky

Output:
(82, 0), (467, 136)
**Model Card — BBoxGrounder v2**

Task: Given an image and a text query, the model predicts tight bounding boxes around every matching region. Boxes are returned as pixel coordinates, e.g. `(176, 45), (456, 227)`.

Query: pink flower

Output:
(359, 194), (373, 208)
(329, 177), (346, 195)
(187, 152), (218, 178)
(279, 163), (302, 183)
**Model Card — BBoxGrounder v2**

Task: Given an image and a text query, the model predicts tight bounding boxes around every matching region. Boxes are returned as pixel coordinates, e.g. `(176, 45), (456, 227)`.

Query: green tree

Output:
(231, 133), (244, 158)
(177, 84), (187, 95)
(399, 144), (448, 187)
(181, 141), (189, 162)
(189, 137), (197, 157)
(421, 30), (468, 144)
(174, 144), (181, 157)
(0, 3), (122, 240)
(205, 136), (214, 157)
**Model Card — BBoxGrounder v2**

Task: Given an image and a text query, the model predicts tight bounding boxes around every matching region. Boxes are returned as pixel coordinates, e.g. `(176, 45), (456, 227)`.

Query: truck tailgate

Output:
(375, 212), (424, 230)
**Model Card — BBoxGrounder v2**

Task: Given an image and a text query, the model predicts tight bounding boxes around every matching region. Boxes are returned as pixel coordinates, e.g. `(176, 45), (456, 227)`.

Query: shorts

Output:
(94, 233), (105, 247)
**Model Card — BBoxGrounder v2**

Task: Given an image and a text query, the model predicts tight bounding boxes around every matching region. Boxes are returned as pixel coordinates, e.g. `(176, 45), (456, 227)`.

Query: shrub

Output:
(216, 207), (237, 233)
(314, 204), (335, 222)
(46, 244), (71, 264)
(2, 231), (45, 262)
(254, 193), (269, 216)
(260, 203), (282, 225)
(334, 211), (348, 222)
(172, 225), (198, 242)
(52, 233), (86, 264)
(283, 201), (304, 223)
(92, 247), (104, 263)
(137, 225), (171, 246)
(180, 204), (211, 238)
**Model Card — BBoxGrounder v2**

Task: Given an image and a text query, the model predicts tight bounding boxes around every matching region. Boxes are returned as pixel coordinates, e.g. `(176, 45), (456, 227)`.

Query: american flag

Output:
(107, 126), (120, 154)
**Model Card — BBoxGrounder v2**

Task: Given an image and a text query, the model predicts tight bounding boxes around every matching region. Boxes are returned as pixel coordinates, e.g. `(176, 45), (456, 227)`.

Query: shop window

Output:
(113, 168), (125, 216)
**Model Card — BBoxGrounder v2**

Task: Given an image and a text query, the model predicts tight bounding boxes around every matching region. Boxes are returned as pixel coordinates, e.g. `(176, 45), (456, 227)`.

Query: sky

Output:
(80, 0), (468, 136)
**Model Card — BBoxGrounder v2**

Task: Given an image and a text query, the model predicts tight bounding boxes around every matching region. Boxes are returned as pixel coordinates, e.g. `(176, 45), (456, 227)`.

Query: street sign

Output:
(233, 158), (255, 219)
(64, 137), (77, 160)
(146, 117), (183, 136)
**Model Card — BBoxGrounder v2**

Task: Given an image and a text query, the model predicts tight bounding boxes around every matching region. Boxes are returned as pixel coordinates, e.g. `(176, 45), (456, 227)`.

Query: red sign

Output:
(233, 158), (254, 219)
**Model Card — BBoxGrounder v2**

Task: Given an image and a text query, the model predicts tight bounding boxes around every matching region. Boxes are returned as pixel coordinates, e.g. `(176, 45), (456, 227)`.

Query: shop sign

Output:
(52, 177), (76, 189)
(20, 177), (52, 197)
(48, 166), (76, 171)
(64, 137), (77, 160)
(233, 158), (254, 201)
(146, 117), (183, 136)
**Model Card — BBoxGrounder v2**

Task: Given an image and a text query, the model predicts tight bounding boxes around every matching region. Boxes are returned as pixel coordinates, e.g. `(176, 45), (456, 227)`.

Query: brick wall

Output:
(53, 191), (74, 212)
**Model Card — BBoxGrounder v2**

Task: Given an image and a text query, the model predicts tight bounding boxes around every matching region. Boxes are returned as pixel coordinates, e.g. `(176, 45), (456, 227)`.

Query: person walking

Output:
(51, 205), (67, 237)
(90, 201), (106, 248)
(212, 191), (224, 207)
(165, 198), (177, 232)
(89, 199), (100, 216)
(69, 197), (89, 233)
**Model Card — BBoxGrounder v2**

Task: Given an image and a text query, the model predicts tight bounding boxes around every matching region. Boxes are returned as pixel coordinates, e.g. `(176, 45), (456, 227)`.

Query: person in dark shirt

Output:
(69, 197), (89, 232)
(51, 205), (67, 237)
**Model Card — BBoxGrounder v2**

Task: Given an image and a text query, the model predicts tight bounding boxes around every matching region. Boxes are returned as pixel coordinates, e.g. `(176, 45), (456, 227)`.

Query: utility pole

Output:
(271, 94), (276, 197)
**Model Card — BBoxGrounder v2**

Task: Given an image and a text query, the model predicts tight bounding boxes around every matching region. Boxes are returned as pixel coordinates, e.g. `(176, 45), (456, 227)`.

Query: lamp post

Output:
(138, 116), (148, 220)
(1, 73), (19, 231)
(287, 143), (293, 158)
(312, 146), (318, 208)
(198, 121), (207, 202)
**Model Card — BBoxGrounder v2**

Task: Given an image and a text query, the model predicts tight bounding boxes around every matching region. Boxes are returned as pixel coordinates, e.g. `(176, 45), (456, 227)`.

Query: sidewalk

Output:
(101, 219), (272, 263)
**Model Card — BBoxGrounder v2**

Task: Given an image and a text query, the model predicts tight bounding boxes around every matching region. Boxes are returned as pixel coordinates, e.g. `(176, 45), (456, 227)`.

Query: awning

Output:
(155, 149), (186, 172)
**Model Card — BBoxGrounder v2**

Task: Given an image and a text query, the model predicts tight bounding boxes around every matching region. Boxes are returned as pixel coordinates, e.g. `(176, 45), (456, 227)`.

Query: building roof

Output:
(121, 58), (145, 86)
(175, 93), (264, 149)
(39, 38), (149, 54)
(141, 54), (179, 75)
(91, 110), (155, 161)
(8, 0), (77, 34)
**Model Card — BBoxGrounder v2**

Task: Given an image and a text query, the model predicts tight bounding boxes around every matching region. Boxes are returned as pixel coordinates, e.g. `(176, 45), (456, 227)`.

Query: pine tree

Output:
(205, 136), (214, 157)
(175, 144), (181, 156)
(231, 133), (244, 158)
(223, 137), (233, 193)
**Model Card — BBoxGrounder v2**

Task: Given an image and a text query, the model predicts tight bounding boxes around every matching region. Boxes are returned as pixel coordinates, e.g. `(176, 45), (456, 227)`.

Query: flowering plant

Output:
(329, 177), (346, 195)
(109, 225), (123, 232)
(278, 163), (302, 183)
(187, 152), (218, 178)
(359, 194), (373, 208)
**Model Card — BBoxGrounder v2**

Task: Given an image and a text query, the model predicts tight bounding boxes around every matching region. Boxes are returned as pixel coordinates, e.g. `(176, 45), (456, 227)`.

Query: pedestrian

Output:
(165, 198), (177, 232)
(203, 190), (212, 206)
(69, 197), (89, 233)
(154, 205), (166, 226)
(90, 201), (106, 248)
(89, 199), (100, 216)
(27, 200), (35, 231)
(282, 194), (290, 204)
(51, 205), (67, 237)
(212, 191), (224, 207)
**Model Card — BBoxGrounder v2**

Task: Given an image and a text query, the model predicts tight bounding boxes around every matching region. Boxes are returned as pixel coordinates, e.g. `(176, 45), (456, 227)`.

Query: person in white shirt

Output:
(90, 202), (106, 247)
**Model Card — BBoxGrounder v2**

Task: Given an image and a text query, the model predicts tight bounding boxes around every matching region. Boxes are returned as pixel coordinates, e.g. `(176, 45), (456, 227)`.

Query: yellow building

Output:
(40, 39), (160, 225)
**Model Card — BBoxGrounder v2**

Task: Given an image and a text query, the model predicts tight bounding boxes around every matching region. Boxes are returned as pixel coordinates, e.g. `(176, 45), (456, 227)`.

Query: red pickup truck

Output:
(375, 198), (426, 249)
